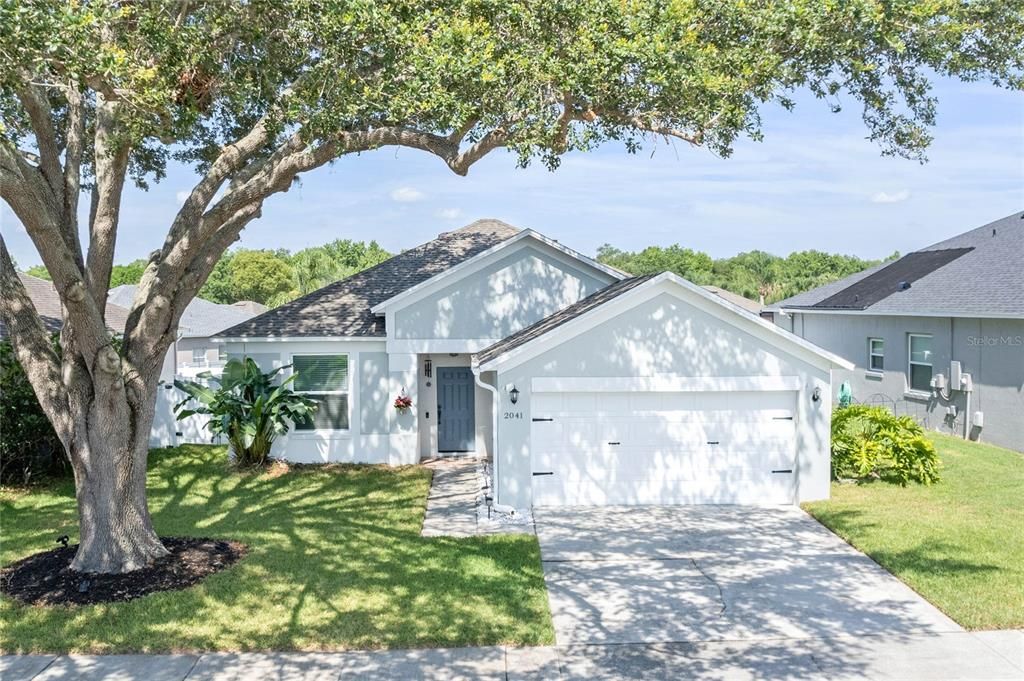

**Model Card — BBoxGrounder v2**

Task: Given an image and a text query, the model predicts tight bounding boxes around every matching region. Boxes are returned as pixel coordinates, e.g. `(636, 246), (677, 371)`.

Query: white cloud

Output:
(436, 208), (462, 220)
(175, 190), (191, 204)
(389, 186), (425, 203)
(870, 189), (911, 204)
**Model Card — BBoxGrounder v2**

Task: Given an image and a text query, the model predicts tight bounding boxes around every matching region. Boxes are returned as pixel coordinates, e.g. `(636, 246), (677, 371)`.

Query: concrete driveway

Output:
(534, 505), (1024, 679)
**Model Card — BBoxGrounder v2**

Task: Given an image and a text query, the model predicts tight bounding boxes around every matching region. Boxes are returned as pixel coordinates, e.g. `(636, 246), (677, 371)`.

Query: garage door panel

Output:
(530, 388), (799, 506)
(533, 474), (795, 506)
(532, 409), (796, 424)
(533, 417), (795, 450)
(539, 447), (796, 480)
(535, 390), (795, 413)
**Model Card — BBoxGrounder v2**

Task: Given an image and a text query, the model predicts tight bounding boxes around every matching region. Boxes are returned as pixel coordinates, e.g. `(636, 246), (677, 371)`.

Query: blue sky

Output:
(3, 77), (1022, 268)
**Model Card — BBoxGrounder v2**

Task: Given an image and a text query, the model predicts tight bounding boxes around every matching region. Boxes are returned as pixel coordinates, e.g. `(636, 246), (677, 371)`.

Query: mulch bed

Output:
(0, 537), (247, 606)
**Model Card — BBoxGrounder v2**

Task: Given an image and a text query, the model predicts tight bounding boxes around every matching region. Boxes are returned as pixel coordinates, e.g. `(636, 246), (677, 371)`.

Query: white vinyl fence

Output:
(151, 382), (223, 448)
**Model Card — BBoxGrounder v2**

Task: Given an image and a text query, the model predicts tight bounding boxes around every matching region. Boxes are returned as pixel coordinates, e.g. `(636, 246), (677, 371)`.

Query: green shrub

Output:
(175, 357), (318, 467)
(0, 338), (67, 484)
(831, 405), (940, 485)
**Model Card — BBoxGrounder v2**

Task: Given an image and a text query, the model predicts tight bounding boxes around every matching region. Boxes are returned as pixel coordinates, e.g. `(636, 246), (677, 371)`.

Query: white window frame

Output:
(290, 352), (351, 434)
(907, 334), (933, 394)
(867, 338), (884, 373)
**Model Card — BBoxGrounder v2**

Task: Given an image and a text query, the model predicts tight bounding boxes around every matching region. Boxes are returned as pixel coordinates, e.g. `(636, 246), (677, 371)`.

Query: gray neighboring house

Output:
(2, 273), (130, 339)
(213, 219), (850, 510)
(767, 211), (1024, 453)
(107, 285), (266, 379)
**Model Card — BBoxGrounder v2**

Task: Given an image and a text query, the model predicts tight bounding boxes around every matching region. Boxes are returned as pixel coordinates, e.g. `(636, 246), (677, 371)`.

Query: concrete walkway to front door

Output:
(419, 459), (532, 537)
(532, 504), (1024, 679)
(420, 458), (482, 537)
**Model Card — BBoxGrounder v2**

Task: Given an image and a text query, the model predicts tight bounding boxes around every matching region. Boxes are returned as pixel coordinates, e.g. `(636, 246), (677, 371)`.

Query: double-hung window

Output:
(868, 338), (884, 372)
(192, 347), (207, 366)
(292, 354), (349, 431)
(907, 334), (933, 392)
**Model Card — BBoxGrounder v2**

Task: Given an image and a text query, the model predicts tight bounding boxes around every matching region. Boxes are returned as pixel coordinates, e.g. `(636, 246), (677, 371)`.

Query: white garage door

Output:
(531, 390), (798, 506)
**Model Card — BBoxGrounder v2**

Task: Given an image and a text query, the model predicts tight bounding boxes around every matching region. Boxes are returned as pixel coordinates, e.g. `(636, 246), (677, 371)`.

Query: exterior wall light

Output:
(812, 386), (822, 402)
(509, 385), (520, 404)
(424, 359), (432, 378)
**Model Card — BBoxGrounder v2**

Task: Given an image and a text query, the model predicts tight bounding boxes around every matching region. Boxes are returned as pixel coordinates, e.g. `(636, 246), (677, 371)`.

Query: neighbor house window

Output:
(868, 338), (884, 371)
(192, 347), (207, 365)
(907, 334), (933, 392)
(292, 354), (349, 430)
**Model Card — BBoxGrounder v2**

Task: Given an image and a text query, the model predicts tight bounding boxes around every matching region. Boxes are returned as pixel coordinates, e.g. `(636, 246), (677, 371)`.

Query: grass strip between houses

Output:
(804, 433), (1024, 631)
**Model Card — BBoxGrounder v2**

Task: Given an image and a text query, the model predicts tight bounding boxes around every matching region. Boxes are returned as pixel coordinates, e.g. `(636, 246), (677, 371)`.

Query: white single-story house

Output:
(213, 220), (851, 509)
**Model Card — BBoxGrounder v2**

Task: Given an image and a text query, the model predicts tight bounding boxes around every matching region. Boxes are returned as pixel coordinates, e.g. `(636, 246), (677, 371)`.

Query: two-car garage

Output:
(529, 386), (798, 506)
(473, 273), (851, 510)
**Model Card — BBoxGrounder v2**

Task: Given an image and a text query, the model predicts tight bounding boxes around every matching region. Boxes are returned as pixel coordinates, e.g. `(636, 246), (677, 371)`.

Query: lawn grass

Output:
(0, 446), (554, 653)
(803, 433), (1024, 630)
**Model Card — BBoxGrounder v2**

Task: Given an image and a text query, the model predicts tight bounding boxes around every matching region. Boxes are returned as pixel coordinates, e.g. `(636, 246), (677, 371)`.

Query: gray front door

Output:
(438, 367), (475, 452)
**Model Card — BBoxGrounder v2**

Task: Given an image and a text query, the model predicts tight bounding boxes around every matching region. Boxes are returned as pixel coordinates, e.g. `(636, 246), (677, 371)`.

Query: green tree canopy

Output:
(288, 239), (392, 299)
(598, 244), (890, 304)
(226, 250), (294, 305)
(24, 264), (49, 280)
(1, 0), (1020, 574)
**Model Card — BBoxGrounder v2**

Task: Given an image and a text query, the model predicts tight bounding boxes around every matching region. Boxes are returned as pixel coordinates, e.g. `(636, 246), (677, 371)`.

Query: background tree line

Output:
(26, 238), (893, 308)
(28, 239), (392, 307)
(596, 244), (897, 305)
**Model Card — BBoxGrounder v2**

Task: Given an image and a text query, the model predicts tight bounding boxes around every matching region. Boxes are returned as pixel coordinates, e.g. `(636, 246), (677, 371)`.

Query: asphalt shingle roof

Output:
(771, 211), (1024, 317)
(214, 219), (522, 338)
(108, 285), (265, 338)
(473, 275), (656, 366)
(1, 273), (130, 339)
(701, 286), (762, 314)
(812, 248), (974, 310)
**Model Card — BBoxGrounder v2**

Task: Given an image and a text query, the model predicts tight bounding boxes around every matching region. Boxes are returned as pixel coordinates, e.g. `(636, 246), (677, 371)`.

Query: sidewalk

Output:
(1, 646), (558, 680)
(4, 631), (1022, 680)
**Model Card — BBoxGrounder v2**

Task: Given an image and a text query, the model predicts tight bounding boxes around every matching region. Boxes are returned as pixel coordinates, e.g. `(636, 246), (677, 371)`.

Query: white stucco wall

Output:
(220, 339), (418, 464)
(389, 241), (614, 346)
(491, 283), (834, 509)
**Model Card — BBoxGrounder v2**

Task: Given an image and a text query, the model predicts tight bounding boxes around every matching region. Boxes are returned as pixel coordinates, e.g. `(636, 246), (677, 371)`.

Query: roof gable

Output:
(214, 219), (520, 339)
(475, 272), (853, 371)
(369, 229), (624, 315)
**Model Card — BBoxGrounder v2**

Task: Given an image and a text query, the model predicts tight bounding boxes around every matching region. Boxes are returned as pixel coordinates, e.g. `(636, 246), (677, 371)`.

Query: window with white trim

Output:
(907, 334), (933, 392)
(868, 338), (884, 371)
(292, 354), (349, 431)
(192, 347), (207, 365)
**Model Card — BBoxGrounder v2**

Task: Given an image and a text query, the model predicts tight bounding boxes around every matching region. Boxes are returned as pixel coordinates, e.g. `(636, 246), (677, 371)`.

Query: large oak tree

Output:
(1, 0), (1021, 573)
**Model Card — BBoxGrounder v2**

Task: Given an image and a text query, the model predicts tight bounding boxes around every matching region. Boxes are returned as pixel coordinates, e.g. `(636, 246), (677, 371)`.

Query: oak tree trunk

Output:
(67, 371), (169, 574)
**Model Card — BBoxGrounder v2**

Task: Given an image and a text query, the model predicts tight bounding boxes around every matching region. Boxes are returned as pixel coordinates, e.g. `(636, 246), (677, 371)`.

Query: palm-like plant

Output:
(174, 358), (317, 467)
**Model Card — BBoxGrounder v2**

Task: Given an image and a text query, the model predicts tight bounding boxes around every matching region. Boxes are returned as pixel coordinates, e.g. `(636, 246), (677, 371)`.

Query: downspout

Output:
(964, 386), (971, 440)
(471, 363), (500, 505)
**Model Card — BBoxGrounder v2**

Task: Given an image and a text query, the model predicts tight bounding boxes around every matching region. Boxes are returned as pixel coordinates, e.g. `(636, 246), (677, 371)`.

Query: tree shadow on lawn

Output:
(0, 446), (554, 653)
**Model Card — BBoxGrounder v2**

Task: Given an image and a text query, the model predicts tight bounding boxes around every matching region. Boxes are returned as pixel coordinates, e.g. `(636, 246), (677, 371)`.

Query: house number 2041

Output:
(503, 411), (524, 420)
